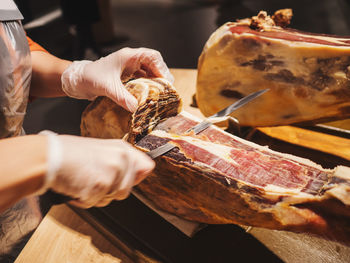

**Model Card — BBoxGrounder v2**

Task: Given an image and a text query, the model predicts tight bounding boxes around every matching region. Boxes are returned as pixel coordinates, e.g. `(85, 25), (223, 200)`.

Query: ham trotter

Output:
(81, 78), (350, 244)
(196, 9), (350, 126)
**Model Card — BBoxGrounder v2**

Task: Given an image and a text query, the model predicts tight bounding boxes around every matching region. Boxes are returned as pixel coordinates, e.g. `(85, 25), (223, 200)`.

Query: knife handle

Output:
(44, 190), (73, 205)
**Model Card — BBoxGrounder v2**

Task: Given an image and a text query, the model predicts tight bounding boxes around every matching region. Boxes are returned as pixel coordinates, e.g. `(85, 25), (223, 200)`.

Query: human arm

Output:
(30, 51), (72, 97)
(0, 134), (154, 213)
(0, 135), (47, 212)
(30, 46), (174, 112)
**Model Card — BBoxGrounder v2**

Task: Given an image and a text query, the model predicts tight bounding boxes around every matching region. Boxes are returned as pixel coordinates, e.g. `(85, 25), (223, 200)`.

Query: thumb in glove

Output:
(39, 131), (155, 208)
(61, 47), (174, 112)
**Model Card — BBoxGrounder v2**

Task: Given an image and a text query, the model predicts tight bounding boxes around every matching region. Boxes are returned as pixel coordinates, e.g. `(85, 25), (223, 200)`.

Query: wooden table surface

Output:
(16, 69), (350, 263)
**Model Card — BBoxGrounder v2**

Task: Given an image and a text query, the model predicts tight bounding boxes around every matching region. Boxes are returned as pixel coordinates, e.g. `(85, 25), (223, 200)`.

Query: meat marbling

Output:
(81, 78), (350, 243)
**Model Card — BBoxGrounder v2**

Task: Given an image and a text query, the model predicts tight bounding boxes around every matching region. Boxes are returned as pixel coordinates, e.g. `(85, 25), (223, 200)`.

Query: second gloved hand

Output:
(41, 132), (155, 208)
(61, 47), (174, 112)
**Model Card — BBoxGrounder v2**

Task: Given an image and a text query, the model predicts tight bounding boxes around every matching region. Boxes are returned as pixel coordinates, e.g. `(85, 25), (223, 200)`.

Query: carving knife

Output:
(146, 89), (269, 159)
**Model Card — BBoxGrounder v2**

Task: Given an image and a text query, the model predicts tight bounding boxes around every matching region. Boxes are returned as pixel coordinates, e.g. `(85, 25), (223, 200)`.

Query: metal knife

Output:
(146, 89), (269, 159)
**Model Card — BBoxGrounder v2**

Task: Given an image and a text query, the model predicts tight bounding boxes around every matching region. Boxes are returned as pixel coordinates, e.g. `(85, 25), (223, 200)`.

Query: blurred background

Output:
(12, 1), (350, 262)
(19, 0), (350, 134)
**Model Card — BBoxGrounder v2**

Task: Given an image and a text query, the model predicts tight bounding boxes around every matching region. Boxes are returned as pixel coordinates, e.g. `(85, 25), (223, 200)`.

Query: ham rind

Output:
(135, 112), (350, 242)
(81, 78), (350, 243)
(196, 10), (350, 126)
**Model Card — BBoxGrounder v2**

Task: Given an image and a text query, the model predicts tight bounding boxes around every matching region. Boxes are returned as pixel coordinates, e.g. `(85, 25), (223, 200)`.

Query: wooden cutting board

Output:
(258, 126), (350, 161)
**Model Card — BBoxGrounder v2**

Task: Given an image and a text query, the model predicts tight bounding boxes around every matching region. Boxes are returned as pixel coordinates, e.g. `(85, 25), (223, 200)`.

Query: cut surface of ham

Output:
(196, 9), (350, 126)
(147, 112), (329, 194)
(81, 78), (350, 244)
(135, 112), (350, 241)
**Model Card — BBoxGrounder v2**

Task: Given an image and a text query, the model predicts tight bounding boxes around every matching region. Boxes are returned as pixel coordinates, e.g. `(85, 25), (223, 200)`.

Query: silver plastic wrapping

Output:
(0, 20), (39, 260)
(0, 20), (31, 138)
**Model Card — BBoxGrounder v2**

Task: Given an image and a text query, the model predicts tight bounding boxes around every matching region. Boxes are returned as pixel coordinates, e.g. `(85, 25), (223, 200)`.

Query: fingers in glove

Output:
(105, 81), (138, 112)
(51, 136), (155, 209)
(68, 185), (111, 208)
(124, 149), (155, 187)
(95, 197), (115, 207)
(68, 187), (116, 208)
(120, 48), (174, 84)
(132, 151), (155, 185)
(68, 198), (110, 209)
(133, 166), (154, 186)
(139, 51), (174, 84)
(107, 148), (155, 201)
(68, 199), (94, 209)
(133, 69), (147, 79)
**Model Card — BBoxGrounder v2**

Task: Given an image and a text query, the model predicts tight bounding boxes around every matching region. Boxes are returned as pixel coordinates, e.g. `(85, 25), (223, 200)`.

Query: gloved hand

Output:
(61, 47), (174, 112)
(40, 131), (155, 208)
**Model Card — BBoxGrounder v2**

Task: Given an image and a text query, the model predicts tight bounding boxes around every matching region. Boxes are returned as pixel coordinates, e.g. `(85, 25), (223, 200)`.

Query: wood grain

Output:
(15, 205), (133, 263)
(171, 68), (202, 117)
(258, 126), (350, 160)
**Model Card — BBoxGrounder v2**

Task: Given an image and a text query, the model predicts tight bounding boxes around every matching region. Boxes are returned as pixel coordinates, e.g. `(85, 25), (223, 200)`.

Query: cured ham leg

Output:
(196, 9), (350, 126)
(136, 112), (350, 241)
(81, 78), (350, 243)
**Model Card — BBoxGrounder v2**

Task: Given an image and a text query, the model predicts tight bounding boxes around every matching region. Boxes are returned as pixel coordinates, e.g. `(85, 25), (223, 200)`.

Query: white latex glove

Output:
(40, 131), (155, 208)
(61, 47), (174, 112)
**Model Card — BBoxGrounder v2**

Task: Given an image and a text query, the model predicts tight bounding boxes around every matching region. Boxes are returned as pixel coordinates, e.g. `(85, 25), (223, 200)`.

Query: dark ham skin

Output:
(81, 78), (350, 244)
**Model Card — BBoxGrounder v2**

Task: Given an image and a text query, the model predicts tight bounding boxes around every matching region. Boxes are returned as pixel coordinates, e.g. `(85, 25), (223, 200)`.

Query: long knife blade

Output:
(146, 89), (268, 159)
(209, 88), (268, 119)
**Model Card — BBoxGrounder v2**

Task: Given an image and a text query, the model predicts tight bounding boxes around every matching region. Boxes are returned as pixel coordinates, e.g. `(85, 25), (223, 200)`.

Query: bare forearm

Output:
(30, 51), (72, 97)
(0, 135), (47, 213)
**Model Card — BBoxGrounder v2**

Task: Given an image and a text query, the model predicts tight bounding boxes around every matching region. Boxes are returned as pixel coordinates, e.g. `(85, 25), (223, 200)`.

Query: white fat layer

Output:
(127, 78), (169, 104)
(151, 119), (333, 197)
(129, 78), (167, 91)
(178, 112), (330, 173)
(263, 184), (303, 195)
(334, 166), (350, 180)
(150, 129), (239, 166)
(261, 185), (318, 201)
(208, 116), (239, 124)
(180, 110), (203, 121)
(135, 82), (150, 103)
(151, 129), (316, 196)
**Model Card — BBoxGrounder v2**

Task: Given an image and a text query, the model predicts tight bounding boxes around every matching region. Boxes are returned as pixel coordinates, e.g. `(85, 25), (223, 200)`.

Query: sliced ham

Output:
(81, 78), (350, 243)
(196, 9), (350, 126)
